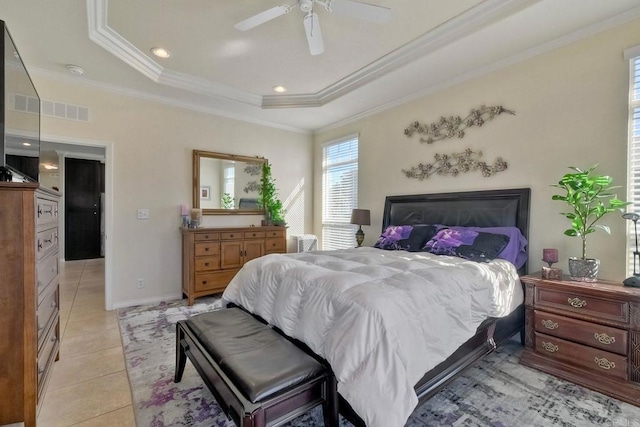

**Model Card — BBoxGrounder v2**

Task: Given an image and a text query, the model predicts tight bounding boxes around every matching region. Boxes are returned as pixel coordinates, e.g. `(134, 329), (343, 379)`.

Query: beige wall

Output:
(31, 78), (312, 308)
(314, 19), (640, 281)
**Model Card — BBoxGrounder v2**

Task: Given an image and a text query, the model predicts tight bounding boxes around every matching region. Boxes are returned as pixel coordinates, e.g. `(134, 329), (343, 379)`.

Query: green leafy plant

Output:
(258, 162), (285, 225)
(552, 165), (630, 259)
(221, 192), (234, 210)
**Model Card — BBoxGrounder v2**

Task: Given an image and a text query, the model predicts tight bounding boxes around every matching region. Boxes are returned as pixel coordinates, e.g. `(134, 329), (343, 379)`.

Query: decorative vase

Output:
(568, 257), (600, 282)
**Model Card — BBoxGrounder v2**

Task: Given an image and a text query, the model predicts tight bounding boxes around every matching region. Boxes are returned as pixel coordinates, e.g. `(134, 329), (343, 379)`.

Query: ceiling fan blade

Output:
(329, 0), (391, 24)
(234, 5), (291, 31)
(303, 13), (324, 55)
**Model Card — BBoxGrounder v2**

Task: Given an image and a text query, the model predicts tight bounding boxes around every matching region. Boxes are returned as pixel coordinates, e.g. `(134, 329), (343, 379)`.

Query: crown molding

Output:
(88, 0), (536, 110)
(315, 5), (640, 134)
(30, 66), (311, 135)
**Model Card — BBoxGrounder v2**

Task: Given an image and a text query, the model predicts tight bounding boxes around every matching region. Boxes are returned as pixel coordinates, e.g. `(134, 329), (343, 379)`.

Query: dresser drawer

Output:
(37, 252), (59, 299)
(266, 229), (285, 238)
(194, 256), (220, 271)
(244, 230), (265, 239)
(534, 311), (627, 355)
(535, 288), (628, 324)
(265, 237), (285, 253)
(194, 232), (219, 241)
(36, 197), (59, 227)
(535, 332), (627, 380)
(194, 242), (220, 257)
(194, 270), (239, 293)
(37, 285), (58, 349)
(36, 227), (59, 260)
(220, 231), (242, 240)
(37, 319), (59, 394)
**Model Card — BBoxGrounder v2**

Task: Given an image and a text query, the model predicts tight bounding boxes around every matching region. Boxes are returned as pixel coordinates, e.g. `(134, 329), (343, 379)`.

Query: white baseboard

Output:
(110, 293), (183, 310)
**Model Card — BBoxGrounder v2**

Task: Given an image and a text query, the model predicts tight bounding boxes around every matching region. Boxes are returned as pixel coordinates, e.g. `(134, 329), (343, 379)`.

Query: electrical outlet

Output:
(137, 278), (144, 289)
(137, 209), (150, 219)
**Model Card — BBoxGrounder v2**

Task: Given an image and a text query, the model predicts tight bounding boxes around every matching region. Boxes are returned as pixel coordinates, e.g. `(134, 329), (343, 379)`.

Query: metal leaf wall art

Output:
(403, 149), (508, 180)
(404, 105), (515, 144)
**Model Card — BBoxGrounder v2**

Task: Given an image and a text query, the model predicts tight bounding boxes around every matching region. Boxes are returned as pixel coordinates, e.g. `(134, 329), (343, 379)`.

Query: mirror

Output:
(193, 150), (266, 215)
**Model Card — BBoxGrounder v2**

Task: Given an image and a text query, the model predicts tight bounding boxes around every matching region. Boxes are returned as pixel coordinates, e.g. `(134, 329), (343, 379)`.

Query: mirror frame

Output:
(193, 150), (266, 215)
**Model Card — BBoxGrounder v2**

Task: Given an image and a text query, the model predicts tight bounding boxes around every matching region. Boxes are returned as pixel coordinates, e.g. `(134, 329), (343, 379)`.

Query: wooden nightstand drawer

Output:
(36, 197), (59, 227)
(194, 242), (220, 257)
(536, 287), (628, 324)
(534, 332), (627, 380)
(534, 311), (627, 355)
(194, 232), (219, 241)
(36, 226), (58, 260)
(195, 256), (220, 271)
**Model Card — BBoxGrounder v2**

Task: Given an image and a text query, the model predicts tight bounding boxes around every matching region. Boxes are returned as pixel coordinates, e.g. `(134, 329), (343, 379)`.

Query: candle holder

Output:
(541, 248), (562, 280)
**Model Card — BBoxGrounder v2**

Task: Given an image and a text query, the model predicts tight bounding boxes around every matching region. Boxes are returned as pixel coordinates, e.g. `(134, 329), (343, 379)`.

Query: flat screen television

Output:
(0, 20), (40, 182)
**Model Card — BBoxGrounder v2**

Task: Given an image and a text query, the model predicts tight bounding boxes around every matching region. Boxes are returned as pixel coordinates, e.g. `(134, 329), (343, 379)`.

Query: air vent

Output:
(12, 93), (90, 122)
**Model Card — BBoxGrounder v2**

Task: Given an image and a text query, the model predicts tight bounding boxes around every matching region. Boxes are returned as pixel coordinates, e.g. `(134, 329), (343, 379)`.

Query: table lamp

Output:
(350, 209), (370, 247)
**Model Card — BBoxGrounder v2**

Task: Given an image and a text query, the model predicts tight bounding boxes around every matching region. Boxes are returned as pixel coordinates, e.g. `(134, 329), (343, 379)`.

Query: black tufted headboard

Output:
(381, 188), (531, 272)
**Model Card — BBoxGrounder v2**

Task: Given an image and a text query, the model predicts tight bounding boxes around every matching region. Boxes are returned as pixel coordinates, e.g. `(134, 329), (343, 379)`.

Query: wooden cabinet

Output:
(182, 226), (286, 305)
(520, 274), (640, 406)
(0, 183), (60, 427)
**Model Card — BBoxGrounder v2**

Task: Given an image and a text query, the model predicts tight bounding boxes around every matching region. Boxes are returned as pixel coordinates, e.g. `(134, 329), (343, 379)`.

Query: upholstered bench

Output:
(174, 308), (338, 427)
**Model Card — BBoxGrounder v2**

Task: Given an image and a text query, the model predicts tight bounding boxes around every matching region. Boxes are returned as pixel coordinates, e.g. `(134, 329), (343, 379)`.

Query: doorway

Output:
(65, 157), (104, 260)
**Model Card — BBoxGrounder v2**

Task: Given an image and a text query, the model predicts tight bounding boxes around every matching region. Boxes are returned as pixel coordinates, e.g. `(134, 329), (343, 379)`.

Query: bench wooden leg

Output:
(174, 323), (187, 383)
(322, 373), (339, 427)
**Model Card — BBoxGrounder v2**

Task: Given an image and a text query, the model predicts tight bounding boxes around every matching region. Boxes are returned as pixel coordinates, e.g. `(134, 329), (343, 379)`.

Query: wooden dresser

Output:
(520, 274), (640, 405)
(182, 226), (286, 305)
(0, 183), (60, 427)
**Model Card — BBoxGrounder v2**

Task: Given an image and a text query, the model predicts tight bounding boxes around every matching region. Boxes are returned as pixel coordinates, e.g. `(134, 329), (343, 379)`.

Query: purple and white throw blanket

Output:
(222, 247), (523, 427)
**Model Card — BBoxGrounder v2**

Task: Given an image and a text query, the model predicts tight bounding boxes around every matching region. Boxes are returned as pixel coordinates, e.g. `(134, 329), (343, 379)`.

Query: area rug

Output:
(118, 298), (640, 426)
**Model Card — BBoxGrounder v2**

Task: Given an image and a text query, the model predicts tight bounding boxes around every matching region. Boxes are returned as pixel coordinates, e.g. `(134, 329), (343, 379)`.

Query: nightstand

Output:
(520, 274), (640, 406)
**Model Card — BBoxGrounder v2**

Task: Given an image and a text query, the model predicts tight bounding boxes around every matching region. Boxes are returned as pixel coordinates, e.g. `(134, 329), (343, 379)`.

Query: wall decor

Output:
(402, 149), (507, 180)
(404, 105), (515, 144)
(242, 163), (261, 193)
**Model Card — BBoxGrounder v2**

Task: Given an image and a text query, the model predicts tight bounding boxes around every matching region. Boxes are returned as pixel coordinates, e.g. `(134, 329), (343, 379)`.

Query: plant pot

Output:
(568, 257), (600, 282)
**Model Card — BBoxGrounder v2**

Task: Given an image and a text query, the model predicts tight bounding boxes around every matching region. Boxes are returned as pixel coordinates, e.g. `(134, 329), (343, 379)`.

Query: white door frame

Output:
(42, 133), (115, 311)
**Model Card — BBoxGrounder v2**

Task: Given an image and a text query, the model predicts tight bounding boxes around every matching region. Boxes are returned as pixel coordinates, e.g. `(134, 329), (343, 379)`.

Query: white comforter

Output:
(222, 247), (523, 427)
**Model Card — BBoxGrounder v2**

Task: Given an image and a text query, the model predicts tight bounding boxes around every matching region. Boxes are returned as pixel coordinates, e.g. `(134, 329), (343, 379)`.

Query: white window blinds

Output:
(627, 55), (640, 275)
(322, 135), (358, 250)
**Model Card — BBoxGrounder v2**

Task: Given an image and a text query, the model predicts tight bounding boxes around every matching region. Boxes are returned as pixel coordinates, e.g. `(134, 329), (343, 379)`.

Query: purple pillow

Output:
(374, 225), (439, 251)
(448, 226), (528, 268)
(424, 228), (510, 263)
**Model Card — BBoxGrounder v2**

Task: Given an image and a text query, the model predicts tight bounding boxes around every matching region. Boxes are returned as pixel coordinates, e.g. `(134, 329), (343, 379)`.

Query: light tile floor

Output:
(37, 259), (136, 427)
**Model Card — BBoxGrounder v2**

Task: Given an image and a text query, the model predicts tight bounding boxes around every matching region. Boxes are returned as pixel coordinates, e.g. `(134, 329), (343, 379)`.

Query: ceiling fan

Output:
(234, 0), (391, 56)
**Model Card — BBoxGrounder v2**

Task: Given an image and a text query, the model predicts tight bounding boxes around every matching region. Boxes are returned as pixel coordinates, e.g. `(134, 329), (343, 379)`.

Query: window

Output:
(627, 49), (640, 275)
(322, 135), (358, 250)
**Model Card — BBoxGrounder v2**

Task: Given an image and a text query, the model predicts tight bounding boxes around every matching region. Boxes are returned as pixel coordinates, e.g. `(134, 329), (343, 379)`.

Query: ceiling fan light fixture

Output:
(272, 85), (287, 93)
(151, 47), (171, 59)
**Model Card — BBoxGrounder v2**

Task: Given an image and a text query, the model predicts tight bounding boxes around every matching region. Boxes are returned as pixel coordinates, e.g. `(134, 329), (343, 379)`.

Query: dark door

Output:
(65, 158), (101, 260)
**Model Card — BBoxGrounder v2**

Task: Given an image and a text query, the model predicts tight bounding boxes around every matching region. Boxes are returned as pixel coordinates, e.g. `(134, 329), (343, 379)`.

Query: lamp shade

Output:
(350, 209), (370, 226)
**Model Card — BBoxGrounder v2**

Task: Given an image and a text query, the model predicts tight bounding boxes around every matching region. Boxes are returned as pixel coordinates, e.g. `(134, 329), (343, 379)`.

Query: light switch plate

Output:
(137, 208), (150, 219)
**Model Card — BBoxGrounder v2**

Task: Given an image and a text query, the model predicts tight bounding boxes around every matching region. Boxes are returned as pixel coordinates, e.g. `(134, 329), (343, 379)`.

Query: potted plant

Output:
(259, 162), (285, 226)
(552, 165), (630, 282)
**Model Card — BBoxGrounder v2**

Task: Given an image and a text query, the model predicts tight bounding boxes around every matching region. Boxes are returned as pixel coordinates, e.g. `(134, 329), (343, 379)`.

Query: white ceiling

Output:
(1, 0), (640, 133)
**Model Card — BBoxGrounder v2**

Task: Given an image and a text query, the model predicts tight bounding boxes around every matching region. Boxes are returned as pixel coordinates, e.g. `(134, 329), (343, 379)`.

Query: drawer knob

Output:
(204, 235), (210, 239)
(594, 332), (615, 345)
(230, 234), (234, 238)
(205, 247), (209, 252)
(38, 364), (45, 375)
(202, 280), (208, 285)
(594, 356), (615, 370)
(567, 297), (587, 308)
(541, 341), (559, 353)
(204, 262), (210, 267)
(541, 319), (558, 330)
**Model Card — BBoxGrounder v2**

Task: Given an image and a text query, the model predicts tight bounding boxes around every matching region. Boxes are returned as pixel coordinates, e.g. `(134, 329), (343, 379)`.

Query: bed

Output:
(223, 188), (530, 427)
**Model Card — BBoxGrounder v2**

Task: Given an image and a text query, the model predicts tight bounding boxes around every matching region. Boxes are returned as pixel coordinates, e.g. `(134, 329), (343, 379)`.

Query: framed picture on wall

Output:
(200, 186), (211, 200)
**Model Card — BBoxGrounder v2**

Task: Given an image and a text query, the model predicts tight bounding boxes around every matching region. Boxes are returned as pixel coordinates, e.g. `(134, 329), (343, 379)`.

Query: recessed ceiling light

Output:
(151, 47), (171, 59)
(272, 85), (287, 93)
(66, 64), (85, 75)
(22, 142), (31, 146)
